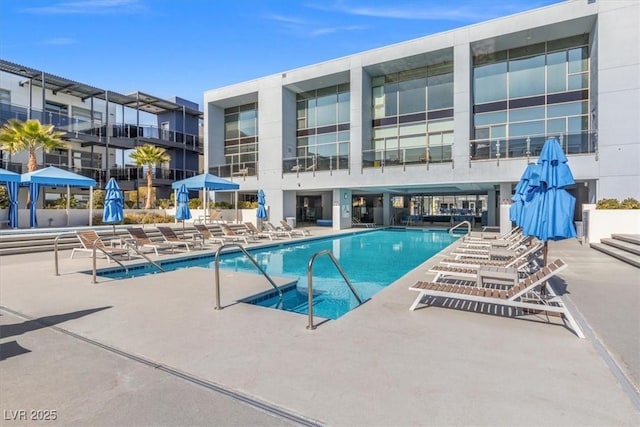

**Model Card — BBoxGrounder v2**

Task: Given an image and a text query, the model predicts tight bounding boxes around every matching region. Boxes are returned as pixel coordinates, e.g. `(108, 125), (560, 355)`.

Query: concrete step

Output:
(600, 238), (640, 256)
(590, 243), (640, 268)
(611, 233), (640, 246)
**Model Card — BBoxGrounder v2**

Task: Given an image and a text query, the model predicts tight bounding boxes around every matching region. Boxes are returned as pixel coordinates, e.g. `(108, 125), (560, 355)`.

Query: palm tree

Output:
(0, 119), (67, 173)
(130, 144), (170, 209)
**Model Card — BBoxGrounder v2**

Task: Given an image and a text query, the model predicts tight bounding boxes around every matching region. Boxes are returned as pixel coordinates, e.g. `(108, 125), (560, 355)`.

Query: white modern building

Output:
(204, 0), (639, 230)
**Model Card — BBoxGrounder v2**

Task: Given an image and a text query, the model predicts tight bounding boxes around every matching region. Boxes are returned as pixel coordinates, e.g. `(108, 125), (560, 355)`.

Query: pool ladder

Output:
(213, 243), (283, 310)
(306, 249), (365, 330)
(449, 220), (472, 236)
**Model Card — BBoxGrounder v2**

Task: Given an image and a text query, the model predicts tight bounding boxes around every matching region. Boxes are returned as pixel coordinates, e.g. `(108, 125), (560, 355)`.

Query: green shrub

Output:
(238, 201), (258, 209)
(92, 212), (174, 225)
(212, 201), (233, 209)
(92, 189), (105, 208)
(596, 198), (621, 209)
(188, 198), (202, 209)
(620, 198), (640, 209)
(0, 186), (7, 209)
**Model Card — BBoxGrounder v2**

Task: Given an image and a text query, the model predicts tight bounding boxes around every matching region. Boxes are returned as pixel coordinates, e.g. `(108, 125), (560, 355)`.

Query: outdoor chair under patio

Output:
(409, 258), (584, 338)
(127, 227), (177, 256)
(156, 226), (203, 251)
(70, 230), (130, 262)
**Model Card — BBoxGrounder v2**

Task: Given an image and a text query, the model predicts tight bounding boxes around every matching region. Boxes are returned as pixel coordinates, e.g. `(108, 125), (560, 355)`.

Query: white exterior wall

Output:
(202, 0), (640, 228)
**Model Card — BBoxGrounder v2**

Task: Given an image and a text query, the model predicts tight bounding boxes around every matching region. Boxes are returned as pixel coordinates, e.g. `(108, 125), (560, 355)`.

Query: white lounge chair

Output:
(127, 227), (177, 256)
(409, 258), (585, 338)
(70, 230), (130, 261)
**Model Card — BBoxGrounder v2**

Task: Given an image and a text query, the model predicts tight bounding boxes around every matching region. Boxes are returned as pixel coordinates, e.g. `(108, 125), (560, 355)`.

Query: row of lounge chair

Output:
(408, 227), (585, 338)
(70, 221), (313, 260)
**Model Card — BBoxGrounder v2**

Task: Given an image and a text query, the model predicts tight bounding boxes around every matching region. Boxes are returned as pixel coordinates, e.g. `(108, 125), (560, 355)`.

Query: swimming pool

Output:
(99, 228), (458, 319)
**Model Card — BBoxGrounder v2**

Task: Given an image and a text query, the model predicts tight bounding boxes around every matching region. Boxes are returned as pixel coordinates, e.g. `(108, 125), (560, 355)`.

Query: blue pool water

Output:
(98, 228), (458, 319)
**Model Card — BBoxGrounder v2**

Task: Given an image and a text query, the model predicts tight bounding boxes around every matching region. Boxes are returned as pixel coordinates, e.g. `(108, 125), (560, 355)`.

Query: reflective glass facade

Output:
(293, 84), (350, 172)
(368, 61), (454, 167)
(471, 34), (593, 160)
(224, 103), (258, 176)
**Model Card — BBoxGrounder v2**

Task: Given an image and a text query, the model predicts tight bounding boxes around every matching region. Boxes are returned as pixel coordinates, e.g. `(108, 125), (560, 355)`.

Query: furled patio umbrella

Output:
(175, 183), (192, 232)
(102, 178), (124, 235)
(257, 189), (268, 219)
(521, 137), (576, 269)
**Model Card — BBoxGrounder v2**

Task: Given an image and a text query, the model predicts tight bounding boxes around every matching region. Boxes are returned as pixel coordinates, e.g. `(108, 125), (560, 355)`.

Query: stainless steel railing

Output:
(213, 243), (282, 310)
(449, 220), (471, 236)
(306, 250), (364, 330)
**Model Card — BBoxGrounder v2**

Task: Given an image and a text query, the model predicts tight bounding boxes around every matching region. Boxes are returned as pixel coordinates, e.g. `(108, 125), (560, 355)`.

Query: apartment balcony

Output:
(0, 103), (203, 153)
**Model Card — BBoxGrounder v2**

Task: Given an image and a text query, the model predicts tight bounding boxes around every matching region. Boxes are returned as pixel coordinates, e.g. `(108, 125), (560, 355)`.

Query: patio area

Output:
(1, 228), (638, 426)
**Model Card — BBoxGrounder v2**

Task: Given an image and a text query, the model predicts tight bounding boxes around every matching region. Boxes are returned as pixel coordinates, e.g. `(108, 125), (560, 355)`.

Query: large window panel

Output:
(316, 94), (337, 127)
(337, 92), (350, 124)
(398, 78), (426, 115)
(475, 111), (507, 127)
(384, 83), (398, 116)
(427, 73), (453, 110)
(509, 120), (545, 137)
(509, 55), (545, 98)
(509, 106), (545, 122)
(238, 110), (257, 137)
(474, 62), (507, 103)
(547, 51), (567, 93)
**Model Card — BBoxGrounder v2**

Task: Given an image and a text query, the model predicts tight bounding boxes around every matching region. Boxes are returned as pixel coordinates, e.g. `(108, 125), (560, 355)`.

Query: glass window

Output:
(238, 110), (257, 137)
(225, 114), (239, 139)
(427, 73), (453, 111)
(568, 47), (588, 73)
(548, 101), (586, 118)
(509, 106), (545, 122)
(316, 94), (337, 126)
(474, 62), (507, 103)
(509, 54), (545, 98)
(428, 119), (453, 132)
(398, 78), (425, 115)
(474, 111), (507, 127)
(509, 120), (545, 137)
(547, 51), (567, 93)
(399, 122), (426, 136)
(372, 86), (385, 119)
(399, 134), (424, 148)
(337, 92), (350, 124)
(568, 73), (588, 91)
(384, 83), (398, 116)
(547, 118), (566, 134)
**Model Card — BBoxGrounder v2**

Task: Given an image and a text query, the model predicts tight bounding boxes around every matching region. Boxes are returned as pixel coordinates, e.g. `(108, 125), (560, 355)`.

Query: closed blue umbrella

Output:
(103, 178), (124, 234)
(521, 137), (576, 272)
(175, 184), (192, 232)
(256, 189), (268, 220)
(509, 163), (538, 226)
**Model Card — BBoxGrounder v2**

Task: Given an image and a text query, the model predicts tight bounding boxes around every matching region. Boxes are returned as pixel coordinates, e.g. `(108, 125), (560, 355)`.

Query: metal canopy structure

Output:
(0, 59), (202, 117)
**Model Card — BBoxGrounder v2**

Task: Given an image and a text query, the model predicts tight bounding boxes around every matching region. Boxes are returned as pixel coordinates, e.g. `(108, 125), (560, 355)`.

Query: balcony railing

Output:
(469, 131), (597, 161)
(209, 162), (257, 178)
(282, 142), (350, 174)
(0, 103), (202, 151)
(362, 145), (452, 169)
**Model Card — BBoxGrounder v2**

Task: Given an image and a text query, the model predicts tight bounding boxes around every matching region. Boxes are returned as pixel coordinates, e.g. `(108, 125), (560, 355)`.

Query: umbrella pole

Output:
(541, 241), (549, 294)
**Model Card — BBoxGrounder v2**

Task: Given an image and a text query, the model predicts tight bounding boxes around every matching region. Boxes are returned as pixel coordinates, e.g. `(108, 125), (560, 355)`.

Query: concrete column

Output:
(333, 188), (352, 230)
(499, 182), (513, 235)
(487, 189), (496, 226)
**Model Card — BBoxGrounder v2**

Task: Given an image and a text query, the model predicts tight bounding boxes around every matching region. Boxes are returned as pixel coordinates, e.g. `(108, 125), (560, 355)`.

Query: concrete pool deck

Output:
(1, 227), (639, 426)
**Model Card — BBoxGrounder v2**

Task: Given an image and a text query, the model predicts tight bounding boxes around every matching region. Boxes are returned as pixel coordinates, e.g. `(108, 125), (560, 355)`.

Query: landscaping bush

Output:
(596, 198), (640, 209)
(620, 198), (640, 209)
(92, 212), (174, 225)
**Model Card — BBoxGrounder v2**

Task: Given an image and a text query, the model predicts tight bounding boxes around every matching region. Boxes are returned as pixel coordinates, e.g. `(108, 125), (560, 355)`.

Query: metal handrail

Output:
(213, 243), (282, 310)
(121, 241), (165, 275)
(306, 249), (364, 330)
(449, 220), (471, 236)
(54, 232), (129, 282)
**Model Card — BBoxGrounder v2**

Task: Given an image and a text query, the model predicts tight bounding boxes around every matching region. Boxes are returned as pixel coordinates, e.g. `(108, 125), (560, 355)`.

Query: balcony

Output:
(0, 102), (202, 153)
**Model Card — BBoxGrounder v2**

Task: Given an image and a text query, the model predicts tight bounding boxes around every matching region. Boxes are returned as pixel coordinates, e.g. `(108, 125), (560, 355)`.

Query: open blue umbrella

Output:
(256, 189), (268, 225)
(175, 183), (192, 232)
(521, 137), (576, 269)
(103, 178), (124, 234)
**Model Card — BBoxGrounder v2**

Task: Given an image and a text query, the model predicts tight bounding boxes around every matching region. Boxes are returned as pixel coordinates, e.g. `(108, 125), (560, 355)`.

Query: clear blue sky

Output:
(1, 0), (562, 109)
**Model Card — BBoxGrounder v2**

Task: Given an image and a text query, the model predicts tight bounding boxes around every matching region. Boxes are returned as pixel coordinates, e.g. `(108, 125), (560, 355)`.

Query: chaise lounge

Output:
(70, 230), (130, 261)
(408, 258), (584, 338)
